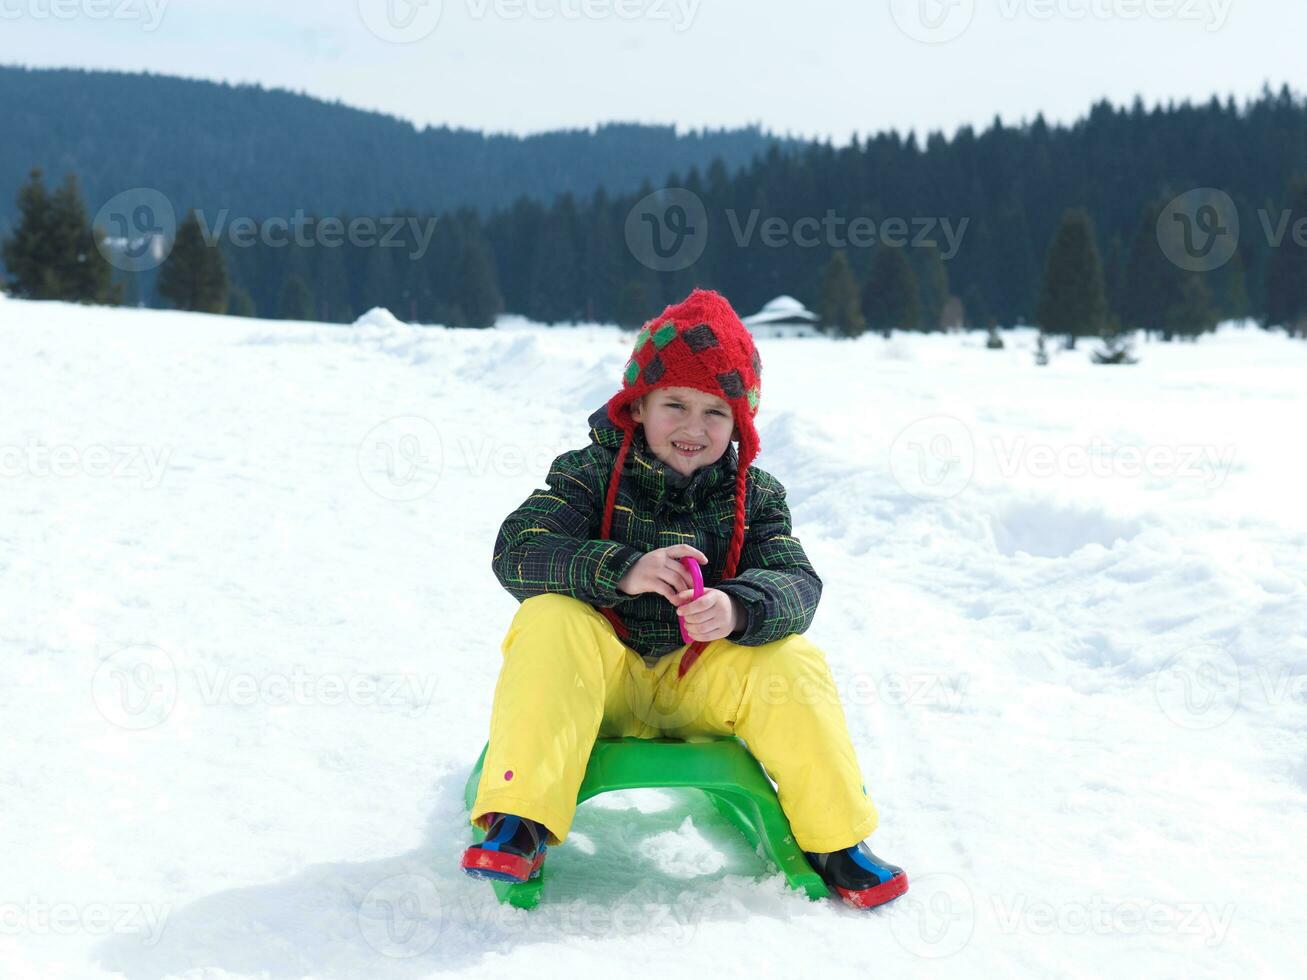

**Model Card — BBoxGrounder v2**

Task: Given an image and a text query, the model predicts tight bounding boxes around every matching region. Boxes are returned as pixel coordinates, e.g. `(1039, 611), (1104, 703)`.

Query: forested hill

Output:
(0, 65), (796, 229)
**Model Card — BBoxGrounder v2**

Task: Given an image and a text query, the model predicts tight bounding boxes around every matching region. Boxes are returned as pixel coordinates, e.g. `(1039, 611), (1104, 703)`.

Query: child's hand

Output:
(617, 544), (709, 601)
(673, 587), (745, 643)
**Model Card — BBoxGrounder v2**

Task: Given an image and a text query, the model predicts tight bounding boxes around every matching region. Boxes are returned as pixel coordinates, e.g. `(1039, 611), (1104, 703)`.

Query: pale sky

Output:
(0, 0), (1300, 143)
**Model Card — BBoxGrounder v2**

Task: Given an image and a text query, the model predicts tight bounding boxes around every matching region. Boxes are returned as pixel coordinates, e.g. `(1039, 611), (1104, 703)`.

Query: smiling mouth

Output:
(671, 441), (705, 455)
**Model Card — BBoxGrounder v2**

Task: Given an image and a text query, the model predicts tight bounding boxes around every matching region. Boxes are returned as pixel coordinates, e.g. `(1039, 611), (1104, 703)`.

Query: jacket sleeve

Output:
(715, 473), (823, 645)
(491, 447), (645, 606)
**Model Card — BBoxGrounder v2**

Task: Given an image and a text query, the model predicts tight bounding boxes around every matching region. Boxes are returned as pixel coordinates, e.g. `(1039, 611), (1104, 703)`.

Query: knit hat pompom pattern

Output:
(598, 288), (763, 679)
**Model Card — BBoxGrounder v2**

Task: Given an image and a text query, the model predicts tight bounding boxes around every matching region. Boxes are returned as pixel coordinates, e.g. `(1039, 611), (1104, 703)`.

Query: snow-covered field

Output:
(2, 294), (1304, 979)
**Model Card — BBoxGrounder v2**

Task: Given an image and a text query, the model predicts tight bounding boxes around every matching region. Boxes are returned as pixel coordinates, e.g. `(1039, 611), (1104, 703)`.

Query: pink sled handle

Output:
(677, 556), (705, 645)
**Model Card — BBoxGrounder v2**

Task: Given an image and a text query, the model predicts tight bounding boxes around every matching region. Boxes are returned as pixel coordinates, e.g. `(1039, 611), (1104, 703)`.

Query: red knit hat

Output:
(597, 288), (763, 678)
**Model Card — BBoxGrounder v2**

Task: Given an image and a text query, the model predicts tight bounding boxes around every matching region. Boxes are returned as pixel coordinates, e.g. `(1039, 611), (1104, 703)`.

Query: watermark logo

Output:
(194, 210), (439, 260)
(0, 897), (171, 945)
(0, 0), (170, 32)
(93, 187), (177, 273)
(999, 0), (1233, 31)
(357, 873), (443, 957)
(889, 416), (976, 501)
(92, 644), (178, 730)
(725, 210), (968, 257)
(93, 646), (439, 730)
(621, 660), (712, 732)
(358, 416), (445, 502)
(992, 436), (1237, 490)
(465, 0), (701, 31)
(0, 441), (172, 489)
(991, 894), (1235, 946)
(356, 0), (444, 43)
(1153, 644), (1240, 730)
(889, 0), (976, 45)
(889, 872), (975, 958)
(625, 187), (708, 272)
(1157, 188), (1240, 273)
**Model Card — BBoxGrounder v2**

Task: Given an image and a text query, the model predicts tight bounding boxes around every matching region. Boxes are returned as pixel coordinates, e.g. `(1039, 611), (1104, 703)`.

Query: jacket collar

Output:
(587, 403), (738, 512)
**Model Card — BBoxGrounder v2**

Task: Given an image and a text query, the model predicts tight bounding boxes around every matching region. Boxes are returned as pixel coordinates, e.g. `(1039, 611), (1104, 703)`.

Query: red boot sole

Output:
(461, 846), (547, 883)
(836, 872), (909, 909)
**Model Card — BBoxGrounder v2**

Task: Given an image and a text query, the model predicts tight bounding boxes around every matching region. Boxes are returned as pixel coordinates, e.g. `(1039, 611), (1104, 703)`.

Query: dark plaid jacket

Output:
(492, 404), (823, 661)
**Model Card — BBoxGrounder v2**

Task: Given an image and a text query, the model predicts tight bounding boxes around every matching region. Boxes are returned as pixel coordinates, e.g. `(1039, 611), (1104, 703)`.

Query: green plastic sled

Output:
(461, 735), (829, 909)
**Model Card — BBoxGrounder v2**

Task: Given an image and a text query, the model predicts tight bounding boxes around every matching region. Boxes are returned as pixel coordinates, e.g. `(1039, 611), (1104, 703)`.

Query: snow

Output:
(1, 299), (1304, 979)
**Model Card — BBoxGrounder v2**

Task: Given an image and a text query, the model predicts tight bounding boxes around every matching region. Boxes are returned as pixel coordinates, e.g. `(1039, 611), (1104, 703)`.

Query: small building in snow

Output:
(742, 295), (821, 338)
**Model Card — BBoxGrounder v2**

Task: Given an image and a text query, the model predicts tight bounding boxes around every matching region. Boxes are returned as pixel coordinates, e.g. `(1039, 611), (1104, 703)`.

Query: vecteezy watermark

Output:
(1154, 644), (1238, 729)
(356, 0), (700, 42)
(997, 0), (1233, 30)
(466, 0), (701, 31)
(1158, 187), (1307, 274)
(625, 187), (709, 272)
(0, 897), (172, 946)
(616, 650), (969, 733)
(624, 189), (968, 273)
(0, 0), (170, 31)
(358, 416), (445, 502)
(991, 436), (1238, 490)
(455, 891), (716, 944)
(92, 645), (440, 730)
(356, 0), (444, 42)
(191, 666), (438, 715)
(889, 0), (977, 44)
(890, 0), (1233, 44)
(93, 189), (440, 272)
(92, 645), (179, 731)
(724, 210), (968, 257)
(991, 895), (1235, 947)
(825, 667), (971, 712)
(1157, 188), (1241, 273)
(455, 435), (581, 480)
(888, 872), (975, 958)
(93, 187), (177, 274)
(357, 873), (443, 958)
(0, 441), (172, 489)
(192, 210), (438, 260)
(1152, 645), (1307, 730)
(888, 417), (1239, 502)
(889, 416), (977, 502)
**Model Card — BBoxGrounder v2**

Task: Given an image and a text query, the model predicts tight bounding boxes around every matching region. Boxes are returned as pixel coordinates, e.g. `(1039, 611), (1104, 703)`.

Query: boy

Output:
(462, 288), (908, 909)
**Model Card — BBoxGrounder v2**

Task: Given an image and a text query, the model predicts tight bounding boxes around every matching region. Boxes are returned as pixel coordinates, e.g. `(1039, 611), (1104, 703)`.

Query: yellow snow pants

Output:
(470, 593), (879, 853)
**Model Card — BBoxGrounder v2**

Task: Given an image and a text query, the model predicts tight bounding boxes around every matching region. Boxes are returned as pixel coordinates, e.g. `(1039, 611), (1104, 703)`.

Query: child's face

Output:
(630, 386), (737, 479)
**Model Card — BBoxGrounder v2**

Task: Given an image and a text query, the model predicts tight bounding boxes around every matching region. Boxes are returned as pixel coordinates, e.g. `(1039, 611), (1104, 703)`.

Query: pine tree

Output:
(1, 169), (58, 298)
(961, 283), (993, 329)
(277, 273), (315, 320)
(616, 279), (651, 328)
(862, 245), (921, 337)
(1036, 208), (1108, 349)
(816, 251), (864, 338)
(1102, 233), (1126, 314)
(50, 173), (122, 305)
(1265, 177), (1307, 337)
(227, 285), (256, 317)
(157, 210), (229, 313)
(913, 243), (950, 331)
(1, 169), (121, 303)
(1164, 274), (1219, 340)
(458, 235), (503, 328)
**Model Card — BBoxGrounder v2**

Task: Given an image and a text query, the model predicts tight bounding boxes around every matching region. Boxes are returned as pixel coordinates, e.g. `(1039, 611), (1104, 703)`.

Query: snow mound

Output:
(352, 306), (407, 330)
